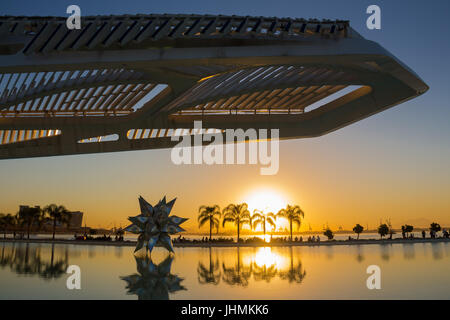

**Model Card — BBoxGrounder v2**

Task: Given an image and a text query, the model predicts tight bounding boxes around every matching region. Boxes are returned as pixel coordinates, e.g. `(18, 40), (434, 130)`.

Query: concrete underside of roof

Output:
(0, 14), (428, 159)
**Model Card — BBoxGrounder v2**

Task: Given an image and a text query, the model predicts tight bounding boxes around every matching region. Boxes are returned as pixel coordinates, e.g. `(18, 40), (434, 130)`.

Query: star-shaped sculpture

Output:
(125, 196), (188, 254)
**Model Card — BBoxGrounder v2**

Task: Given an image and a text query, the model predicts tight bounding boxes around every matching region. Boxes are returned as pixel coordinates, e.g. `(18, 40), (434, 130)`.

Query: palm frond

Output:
(267, 217), (276, 228)
(222, 217), (236, 227)
(198, 216), (210, 227)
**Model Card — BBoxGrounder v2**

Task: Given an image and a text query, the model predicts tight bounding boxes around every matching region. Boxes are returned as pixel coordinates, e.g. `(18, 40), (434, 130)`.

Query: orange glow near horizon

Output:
(2, 133), (450, 233)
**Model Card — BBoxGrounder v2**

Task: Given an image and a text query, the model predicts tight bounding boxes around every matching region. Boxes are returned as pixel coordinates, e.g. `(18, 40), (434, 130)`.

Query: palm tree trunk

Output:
(53, 218), (57, 240)
(263, 223), (266, 238)
(237, 221), (240, 243)
(357, 233), (360, 240)
(209, 217), (212, 242)
(290, 219), (293, 242)
(27, 222), (31, 239)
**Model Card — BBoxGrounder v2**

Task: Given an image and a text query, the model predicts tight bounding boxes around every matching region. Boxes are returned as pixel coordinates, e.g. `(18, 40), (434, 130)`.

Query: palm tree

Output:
(36, 211), (50, 234)
(277, 205), (305, 242)
(401, 224), (414, 238)
(43, 204), (71, 240)
(323, 228), (334, 240)
(2, 214), (15, 239)
(222, 203), (250, 243)
(353, 224), (364, 240)
(378, 224), (389, 239)
(17, 206), (42, 239)
(430, 222), (441, 233)
(429, 222), (441, 238)
(0, 214), (5, 239)
(252, 210), (276, 238)
(198, 205), (221, 241)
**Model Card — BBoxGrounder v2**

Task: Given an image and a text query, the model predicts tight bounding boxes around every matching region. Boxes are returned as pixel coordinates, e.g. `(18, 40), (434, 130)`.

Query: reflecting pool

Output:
(0, 242), (449, 299)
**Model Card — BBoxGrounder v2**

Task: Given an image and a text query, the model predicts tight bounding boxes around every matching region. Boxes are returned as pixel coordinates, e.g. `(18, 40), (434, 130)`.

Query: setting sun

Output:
(244, 189), (287, 214)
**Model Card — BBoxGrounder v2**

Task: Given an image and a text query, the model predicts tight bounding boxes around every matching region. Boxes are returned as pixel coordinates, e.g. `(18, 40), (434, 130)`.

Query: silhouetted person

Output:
(422, 230), (426, 239)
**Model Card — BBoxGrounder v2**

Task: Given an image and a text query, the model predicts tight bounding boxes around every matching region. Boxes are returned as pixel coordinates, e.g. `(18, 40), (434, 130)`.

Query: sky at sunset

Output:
(1, 0), (449, 232)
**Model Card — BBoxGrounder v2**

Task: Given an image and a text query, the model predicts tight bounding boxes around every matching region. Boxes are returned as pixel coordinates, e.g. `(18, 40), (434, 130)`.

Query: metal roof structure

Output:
(0, 14), (428, 159)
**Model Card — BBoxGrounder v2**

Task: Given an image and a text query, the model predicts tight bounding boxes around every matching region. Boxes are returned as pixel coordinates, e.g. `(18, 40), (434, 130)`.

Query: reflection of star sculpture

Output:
(125, 196), (188, 254)
(121, 255), (185, 300)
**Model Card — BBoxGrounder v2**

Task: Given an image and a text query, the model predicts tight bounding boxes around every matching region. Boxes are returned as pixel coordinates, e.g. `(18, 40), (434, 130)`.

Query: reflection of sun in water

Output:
(253, 247), (287, 269)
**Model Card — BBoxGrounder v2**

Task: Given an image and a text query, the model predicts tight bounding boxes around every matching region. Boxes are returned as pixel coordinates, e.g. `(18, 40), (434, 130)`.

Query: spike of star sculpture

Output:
(125, 196), (188, 254)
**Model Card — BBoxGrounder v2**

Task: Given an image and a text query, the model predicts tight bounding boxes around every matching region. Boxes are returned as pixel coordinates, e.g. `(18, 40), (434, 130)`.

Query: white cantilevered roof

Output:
(0, 14), (428, 159)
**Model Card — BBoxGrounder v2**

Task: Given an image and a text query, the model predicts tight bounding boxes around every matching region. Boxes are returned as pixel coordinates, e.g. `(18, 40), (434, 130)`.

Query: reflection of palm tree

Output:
(380, 245), (390, 261)
(198, 205), (221, 241)
(40, 244), (68, 280)
(402, 244), (415, 260)
(11, 243), (41, 275)
(121, 255), (185, 300)
(197, 247), (221, 285)
(355, 245), (364, 263)
(1, 243), (68, 279)
(198, 247), (308, 286)
(431, 243), (443, 260)
(277, 205), (305, 242)
(279, 247), (306, 283)
(252, 263), (277, 282)
(222, 248), (252, 286)
(252, 210), (276, 238)
(0, 243), (12, 268)
(222, 203), (250, 243)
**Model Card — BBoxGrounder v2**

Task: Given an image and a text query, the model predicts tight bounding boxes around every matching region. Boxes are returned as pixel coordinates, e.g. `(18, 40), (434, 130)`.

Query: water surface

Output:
(0, 242), (448, 299)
